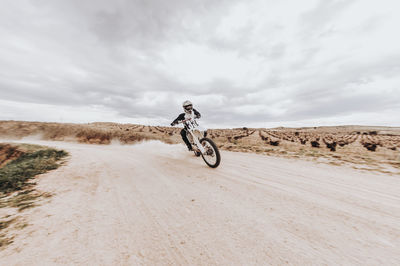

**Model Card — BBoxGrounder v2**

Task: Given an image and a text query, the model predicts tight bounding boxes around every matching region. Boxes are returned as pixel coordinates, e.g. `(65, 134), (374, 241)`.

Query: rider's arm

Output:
(193, 109), (201, 119)
(171, 113), (185, 126)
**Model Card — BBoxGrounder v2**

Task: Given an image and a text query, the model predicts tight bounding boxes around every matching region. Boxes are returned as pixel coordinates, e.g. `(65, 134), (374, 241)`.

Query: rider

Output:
(171, 100), (201, 151)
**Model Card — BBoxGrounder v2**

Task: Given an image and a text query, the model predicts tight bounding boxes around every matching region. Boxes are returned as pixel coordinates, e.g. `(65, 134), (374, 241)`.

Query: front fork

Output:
(189, 131), (206, 154)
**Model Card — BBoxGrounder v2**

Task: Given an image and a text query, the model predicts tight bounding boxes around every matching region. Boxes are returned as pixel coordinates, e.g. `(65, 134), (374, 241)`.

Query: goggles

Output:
(184, 104), (193, 111)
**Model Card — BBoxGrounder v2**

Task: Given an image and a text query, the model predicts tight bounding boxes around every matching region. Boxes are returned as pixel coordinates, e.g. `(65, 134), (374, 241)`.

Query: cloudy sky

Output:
(0, 0), (399, 128)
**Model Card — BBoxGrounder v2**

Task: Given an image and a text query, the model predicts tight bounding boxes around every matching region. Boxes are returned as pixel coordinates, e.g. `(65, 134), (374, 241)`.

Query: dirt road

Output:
(1, 140), (399, 265)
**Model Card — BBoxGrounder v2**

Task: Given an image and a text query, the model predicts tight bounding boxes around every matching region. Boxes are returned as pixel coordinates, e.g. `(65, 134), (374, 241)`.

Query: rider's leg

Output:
(180, 129), (192, 151)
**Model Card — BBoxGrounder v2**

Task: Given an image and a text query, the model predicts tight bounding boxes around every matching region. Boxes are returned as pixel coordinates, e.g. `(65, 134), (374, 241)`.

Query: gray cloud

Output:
(1, 0), (399, 127)
(300, 0), (357, 37)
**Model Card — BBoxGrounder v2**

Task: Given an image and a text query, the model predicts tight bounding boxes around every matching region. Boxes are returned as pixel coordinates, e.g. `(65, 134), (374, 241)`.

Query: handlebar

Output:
(178, 118), (193, 124)
(171, 118), (198, 127)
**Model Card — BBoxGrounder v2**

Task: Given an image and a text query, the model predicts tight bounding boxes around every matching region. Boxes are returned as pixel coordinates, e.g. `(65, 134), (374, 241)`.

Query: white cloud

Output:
(160, 43), (266, 87)
(0, 0), (399, 128)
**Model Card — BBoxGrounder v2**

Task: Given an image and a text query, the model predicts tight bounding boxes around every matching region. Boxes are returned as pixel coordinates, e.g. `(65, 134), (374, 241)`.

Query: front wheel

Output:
(200, 138), (221, 168)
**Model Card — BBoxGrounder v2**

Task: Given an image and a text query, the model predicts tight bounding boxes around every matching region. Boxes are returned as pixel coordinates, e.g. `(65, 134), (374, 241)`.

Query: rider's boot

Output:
(181, 129), (193, 151)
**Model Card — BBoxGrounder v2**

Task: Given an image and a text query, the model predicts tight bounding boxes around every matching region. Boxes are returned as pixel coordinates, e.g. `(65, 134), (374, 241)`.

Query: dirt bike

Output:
(176, 118), (221, 168)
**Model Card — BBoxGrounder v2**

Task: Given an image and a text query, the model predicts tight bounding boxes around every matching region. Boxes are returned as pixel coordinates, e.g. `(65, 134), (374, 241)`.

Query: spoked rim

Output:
(200, 138), (221, 168)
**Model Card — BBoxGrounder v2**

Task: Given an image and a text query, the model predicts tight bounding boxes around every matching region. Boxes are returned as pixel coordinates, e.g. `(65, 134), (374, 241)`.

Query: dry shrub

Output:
(116, 132), (149, 144)
(41, 124), (76, 140)
(363, 143), (377, 152)
(0, 144), (25, 167)
(311, 141), (320, 148)
(75, 128), (112, 144)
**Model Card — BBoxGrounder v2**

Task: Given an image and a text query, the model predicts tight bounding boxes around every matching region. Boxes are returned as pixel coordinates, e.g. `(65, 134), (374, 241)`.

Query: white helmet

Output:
(182, 100), (193, 113)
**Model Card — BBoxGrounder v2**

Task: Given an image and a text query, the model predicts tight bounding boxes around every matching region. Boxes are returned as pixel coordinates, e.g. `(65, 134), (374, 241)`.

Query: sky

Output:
(0, 0), (399, 128)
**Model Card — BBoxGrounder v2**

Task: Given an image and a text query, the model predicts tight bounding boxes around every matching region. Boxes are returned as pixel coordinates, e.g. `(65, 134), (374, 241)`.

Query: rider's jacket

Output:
(172, 109), (201, 125)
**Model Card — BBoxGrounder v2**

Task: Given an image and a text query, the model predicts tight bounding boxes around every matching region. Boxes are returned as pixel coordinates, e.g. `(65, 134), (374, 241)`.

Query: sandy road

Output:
(1, 140), (399, 265)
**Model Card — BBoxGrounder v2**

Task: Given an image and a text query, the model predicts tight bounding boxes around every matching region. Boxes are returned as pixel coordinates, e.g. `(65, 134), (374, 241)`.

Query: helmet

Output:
(182, 100), (193, 113)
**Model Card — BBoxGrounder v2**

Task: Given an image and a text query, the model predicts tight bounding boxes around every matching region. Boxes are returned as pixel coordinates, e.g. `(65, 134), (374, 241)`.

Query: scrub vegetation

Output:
(0, 145), (68, 193)
(1, 120), (399, 173)
(0, 143), (68, 248)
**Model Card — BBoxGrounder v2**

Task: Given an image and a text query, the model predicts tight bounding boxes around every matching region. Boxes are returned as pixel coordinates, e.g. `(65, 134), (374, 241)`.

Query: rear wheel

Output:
(200, 138), (221, 168)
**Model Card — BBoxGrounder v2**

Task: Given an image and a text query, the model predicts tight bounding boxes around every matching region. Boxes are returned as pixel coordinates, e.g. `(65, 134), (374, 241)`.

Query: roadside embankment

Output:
(0, 143), (68, 248)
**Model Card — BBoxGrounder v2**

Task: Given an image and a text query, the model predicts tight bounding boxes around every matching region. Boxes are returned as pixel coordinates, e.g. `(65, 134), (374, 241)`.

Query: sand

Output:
(1, 140), (399, 265)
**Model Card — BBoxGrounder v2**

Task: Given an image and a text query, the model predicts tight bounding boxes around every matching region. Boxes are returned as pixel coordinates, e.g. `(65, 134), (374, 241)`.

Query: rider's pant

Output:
(180, 129), (192, 149)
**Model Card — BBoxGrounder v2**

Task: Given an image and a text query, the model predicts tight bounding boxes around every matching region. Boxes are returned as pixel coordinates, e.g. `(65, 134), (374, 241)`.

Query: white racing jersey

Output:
(172, 109), (201, 125)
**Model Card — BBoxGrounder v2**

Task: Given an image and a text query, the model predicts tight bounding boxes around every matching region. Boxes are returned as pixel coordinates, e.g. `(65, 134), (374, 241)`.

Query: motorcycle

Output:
(175, 118), (221, 168)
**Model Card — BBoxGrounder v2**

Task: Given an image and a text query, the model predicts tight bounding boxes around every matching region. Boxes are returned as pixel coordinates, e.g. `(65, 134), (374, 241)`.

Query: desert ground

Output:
(0, 121), (400, 265)
(1, 120), (399, 173)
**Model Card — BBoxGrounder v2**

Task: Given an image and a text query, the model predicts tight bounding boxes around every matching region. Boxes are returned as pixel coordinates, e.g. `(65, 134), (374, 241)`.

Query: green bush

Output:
(0, 149), (68, 193)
